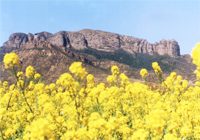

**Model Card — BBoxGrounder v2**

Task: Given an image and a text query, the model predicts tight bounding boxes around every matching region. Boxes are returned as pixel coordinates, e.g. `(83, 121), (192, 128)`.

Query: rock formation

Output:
(1, 29), (180, 58)
(24, 41), (54, 49)
(3, 33), (28, 49)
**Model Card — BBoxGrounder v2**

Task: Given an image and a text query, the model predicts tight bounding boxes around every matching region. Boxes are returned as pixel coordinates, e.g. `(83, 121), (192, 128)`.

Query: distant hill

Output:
(0, 29), (196, 84)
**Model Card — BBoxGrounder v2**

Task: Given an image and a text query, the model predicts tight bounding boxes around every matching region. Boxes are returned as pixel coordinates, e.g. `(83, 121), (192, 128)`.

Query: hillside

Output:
(0, 29), (196, 84)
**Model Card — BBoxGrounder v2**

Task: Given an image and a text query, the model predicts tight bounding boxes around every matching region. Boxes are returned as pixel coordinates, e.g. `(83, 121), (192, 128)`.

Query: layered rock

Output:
(3, 33), (28, 49)
(79, 29), (120, 52)
(46, 31), (70, 48)
(47, 31), (88, 50)
(1, 29), (181, 57)
(24, 41), (54, 49)
(154, 39), (180, 57)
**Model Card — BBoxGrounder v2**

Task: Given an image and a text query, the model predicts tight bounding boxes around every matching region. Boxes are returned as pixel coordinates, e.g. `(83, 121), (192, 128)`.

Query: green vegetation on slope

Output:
(70, 47), (183, 73)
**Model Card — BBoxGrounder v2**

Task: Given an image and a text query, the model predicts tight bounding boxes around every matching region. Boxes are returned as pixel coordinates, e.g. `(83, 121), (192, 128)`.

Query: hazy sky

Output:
(0, 0), (199, 55)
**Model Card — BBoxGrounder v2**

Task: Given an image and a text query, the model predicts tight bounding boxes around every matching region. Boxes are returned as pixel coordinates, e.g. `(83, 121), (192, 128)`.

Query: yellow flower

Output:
(69, 62), (82, 73)
(182, 80), (188, 89)
(17, 71), (24, 80)
(69, 62), (87, 79)
(49, 83), (56, 91)
(146, 109), (168, 130)
(111, 65), (119, 76)
(3, 81), (8, 87)
(26, 66), (35, 78)
(27, 113), (34, 121)
(87, 74), (94, 82)
(119, 73), (128, 81)
(170, 72), (177, 80)
(192, 43), (200, 70)
(17, 80), (24, 88)
(56, 116), (65, 124)
(119, 73), (130, 86)
(177, 75), (182, 81)
(34, 73), (41, 79)
(163, 133), (178, 140)
(194, 125), (200, 139)
(140, 69), (148, 78)
(29, 81), (34, 89)
(152, 62), (162, 74)
(3, 52), (19, 69)
(27, 118), (54, 139)
(4, 52), (200, 140)
(131, 129), (149, 140)
(196, 71), (200, 80)
(56, 73), (74, 87)
(87, 74), (95, 88)
(195, 81), (200, 86)
(107, 75), (115, 83)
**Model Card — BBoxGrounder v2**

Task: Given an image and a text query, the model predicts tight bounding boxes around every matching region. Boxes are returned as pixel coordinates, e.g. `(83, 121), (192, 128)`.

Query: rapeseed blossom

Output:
(192, 43), (200, 81)
(17, 71), (24, 80)
(34, 73), (41, 79)
(2, 44), (200, 140)
(3, 52), (19, 69)
(87, 74), (95, 88)
(69, 62), (87, 79)
(107, 75), (115, 83)
(152, 62), (162, 74)
(111, 65), (119, 76)
(140, 69), (148, 78)
(192, 43), (200, 70)
(26, 66), (35, 78)
(140, 69), (148, 84)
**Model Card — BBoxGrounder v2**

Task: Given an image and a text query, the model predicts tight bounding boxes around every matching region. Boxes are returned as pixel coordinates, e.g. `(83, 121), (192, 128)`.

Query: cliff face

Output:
(0, 34), (196, 85)
(1, 29), (180, 57)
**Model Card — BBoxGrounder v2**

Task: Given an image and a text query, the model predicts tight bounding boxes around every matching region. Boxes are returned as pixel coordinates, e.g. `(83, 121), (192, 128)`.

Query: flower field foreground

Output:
(0, 43), (200, 140)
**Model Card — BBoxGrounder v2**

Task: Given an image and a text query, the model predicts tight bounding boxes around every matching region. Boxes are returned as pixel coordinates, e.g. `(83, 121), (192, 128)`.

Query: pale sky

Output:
(0, 0), (200, 55)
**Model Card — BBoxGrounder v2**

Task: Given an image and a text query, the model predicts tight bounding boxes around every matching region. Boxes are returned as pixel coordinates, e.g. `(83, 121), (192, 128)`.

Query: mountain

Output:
(0, 29), (196, 84)
(0, 29), (180, 60)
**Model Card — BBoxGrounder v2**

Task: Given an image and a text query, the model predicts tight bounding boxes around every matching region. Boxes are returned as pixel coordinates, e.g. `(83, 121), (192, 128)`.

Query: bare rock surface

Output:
(3, 33), (28, 49)
(24, 41), (54, 49)
(0, 36), (196, 84)
(1, 29), (181, 58)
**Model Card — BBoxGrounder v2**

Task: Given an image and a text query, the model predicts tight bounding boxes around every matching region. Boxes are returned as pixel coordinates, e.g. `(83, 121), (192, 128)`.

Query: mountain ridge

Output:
(1, 29), (180, 58)
(0, 29), (196, 84)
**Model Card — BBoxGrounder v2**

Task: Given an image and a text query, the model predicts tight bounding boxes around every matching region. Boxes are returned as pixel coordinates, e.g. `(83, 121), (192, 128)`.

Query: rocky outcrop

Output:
(46, 31), (70, 48)
(1, 29), (181, 58)
(154, 39), (180, 57)
(181, 54), (193, 63)
(119, 36), (180, 57)
(47, 31), (88, 50)
(22, 40), (95, 66)
(79, 29), (120, 52)
(3, 33), (28, 49)
(24, 41), (54, 49)
(119, 36), (152, 55)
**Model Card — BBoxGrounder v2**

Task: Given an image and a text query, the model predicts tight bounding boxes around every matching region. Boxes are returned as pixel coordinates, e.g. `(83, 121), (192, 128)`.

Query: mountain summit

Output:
(1, 29), (180, 58)
(0, 29), (195, 84)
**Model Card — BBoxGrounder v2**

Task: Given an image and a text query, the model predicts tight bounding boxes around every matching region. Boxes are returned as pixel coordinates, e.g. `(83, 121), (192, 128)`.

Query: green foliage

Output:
(40, 54), (47, 57)
(35, 48), (44, 50)
(70, 47), (178, 72)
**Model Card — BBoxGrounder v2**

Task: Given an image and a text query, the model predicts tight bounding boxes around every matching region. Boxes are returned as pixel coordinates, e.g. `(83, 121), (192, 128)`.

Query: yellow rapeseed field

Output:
(0, 43), (200, 140)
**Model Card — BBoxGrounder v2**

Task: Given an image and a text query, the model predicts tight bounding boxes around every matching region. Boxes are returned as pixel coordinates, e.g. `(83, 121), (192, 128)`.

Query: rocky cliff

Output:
(1, 29), (180, 58)
(0, 32), (196, 85)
